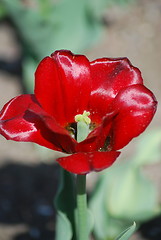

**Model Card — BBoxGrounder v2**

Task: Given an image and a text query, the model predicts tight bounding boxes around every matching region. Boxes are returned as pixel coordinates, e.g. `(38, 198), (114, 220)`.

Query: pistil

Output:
(75, 111), (91, 143)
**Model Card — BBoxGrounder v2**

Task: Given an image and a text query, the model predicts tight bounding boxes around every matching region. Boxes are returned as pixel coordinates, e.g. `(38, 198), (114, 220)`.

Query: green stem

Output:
(76, 174), (88, 240)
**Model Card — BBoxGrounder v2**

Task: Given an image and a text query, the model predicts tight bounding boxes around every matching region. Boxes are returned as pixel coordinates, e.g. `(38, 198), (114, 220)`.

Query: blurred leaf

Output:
(90, 175), (126, 240)
(55, 169), (76, 240)
(87, 209), (95, 235)
(37, 0), (52, 18)
(1, 0), (135, 93)
(1, 0), (103, 59)
(22, 56), (37, 93)
(1, 0), (135, 58)
(89, 177), (110, 239)
(131, 129), (161, 167)
(90, 128), (161, 239)
(105, 128), (161, 221)
(107, 164), (160, 221)
(55, 211), (72, 240)
(0, 3), (7, 19)
(115, 222), (136, 240)
(55, 170), (94, 240)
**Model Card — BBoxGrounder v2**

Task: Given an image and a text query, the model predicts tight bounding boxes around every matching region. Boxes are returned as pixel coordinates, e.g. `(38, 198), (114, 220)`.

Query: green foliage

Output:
(54, 169), (76, 240)
(130, 128), (161, 166)
(54, 170), (94, 240)
(106, 163), (159, 221)
(0, 2), (7, 19)
(1, 0), (134, 93)
(0, 0), (101, 92)
(55, 211), (72, 240)
(22, 56), (37, 93)
(74, 199), (94, 239)
(115, 222), (136, 240)
(1, 0), (102, 58)
(1, 0), (134, 59)
(90, 172), (129, 240)
(90, 128), (161, 240)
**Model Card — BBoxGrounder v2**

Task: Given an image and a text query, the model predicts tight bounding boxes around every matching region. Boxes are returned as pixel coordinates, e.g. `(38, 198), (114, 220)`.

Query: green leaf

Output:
(87, 209), (94, 235)
(2, 0), (103, 59)
(107, 165), (160, 221)
(90, 128), (161, 239)
(55, 211), (72, 240)
(89, 176), (110, 239)
(131, 129), (161, 167)
(89, 174), (125, 240)
(115, 222), (136, 240)
(104, 128), (161, 221)
(55, 169), (76, 240)
(0, 2), (7, 19)
(22, 56), (37, 93)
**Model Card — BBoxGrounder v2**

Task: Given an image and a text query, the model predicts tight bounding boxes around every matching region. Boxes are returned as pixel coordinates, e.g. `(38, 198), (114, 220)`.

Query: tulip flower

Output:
(0, 50), (157, 174)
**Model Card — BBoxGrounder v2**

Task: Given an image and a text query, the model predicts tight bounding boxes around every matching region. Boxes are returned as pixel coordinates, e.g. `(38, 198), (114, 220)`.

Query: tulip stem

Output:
(76, 174), (89, 240)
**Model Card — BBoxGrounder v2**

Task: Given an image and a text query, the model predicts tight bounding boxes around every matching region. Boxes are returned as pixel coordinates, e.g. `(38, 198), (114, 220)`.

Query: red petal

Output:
(35, 50), (91, 126)
(110, 84), (157, 150)
(0, 95), (73, 152)
(76, 111), (115, 152)
(57, 151), (120, 174)
(28, 103), (76, 153)
(88, 58), (143, 123)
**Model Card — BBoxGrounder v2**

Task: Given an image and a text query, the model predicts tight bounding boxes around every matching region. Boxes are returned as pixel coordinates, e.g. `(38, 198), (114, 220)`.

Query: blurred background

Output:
(0, 0), (161, 239)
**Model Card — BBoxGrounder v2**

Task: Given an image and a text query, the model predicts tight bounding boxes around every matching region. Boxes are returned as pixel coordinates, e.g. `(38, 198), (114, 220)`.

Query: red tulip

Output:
(0, 50), (157, 174)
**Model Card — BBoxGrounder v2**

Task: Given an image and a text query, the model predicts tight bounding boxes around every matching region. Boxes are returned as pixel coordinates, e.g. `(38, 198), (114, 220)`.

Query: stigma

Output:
(75, 110), (91, 125)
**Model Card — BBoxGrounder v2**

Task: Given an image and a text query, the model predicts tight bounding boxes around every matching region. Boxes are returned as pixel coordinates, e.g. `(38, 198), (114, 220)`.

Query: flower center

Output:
(74, 111), (91, 143)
